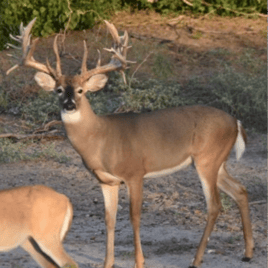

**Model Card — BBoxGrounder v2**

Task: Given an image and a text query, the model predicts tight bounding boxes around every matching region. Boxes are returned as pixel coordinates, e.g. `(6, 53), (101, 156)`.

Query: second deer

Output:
(0, 185), (78, 268)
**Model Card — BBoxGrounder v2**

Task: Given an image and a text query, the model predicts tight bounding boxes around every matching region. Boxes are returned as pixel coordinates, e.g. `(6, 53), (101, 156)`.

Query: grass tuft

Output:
(0, 139), (69, 163)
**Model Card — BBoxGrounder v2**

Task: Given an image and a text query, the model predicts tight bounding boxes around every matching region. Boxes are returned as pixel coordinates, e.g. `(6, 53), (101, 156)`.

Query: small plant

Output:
(120, 78), (193, 112)
(0, 138), (28, 163)
(183, 65), (267, 132)
(152, 53), (174, 80)
(0, 89), (9, 111)
(20, 91), (59, 124)
(39, 143), (70, 163)
(0, 139), (69, 163)
(61, 265), (78, 268)
(226, 235), (242, 244)
(191, 30), (203, 39)
(220, 192), (233, 212)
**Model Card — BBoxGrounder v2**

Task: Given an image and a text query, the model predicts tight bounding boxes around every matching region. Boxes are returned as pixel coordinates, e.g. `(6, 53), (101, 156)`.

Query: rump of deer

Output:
(0, 185), (78, 268)
(6, 18), (254, 268)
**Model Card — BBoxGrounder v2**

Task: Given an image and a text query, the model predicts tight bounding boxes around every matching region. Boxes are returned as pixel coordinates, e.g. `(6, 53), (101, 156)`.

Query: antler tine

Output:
(46, 58), (57, 78)
(121, 30), (129, 58)
(104, 20), (121, 47)
(96, 49), (101, 68)
(9, 34), (22, 44)
(21, 18), (36, 55)
(81, 40), (88, 75)
(53, 35), (62, 77)
(19, 22), (24, 36)
(6, 64), (19, 75)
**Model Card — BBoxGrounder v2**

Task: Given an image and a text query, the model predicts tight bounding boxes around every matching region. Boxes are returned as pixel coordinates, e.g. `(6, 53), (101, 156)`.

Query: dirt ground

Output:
(0, 121), (266, 268)
(0, 12), (267, 268)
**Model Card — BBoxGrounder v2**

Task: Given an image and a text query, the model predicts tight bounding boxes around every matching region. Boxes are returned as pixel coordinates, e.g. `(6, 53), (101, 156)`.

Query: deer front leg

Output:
(127, 179), (145, 268)
(100, 183), (120, 268)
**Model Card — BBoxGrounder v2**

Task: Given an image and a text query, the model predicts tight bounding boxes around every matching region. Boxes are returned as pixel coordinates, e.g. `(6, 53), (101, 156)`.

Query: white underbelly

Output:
(144, 157), (192, 179)
(95, 170), (122, 185)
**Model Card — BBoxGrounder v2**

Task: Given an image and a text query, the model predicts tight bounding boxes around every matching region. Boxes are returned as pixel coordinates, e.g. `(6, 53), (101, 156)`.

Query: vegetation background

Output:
(0, 0), (266, 161)
(0, 0), (266, 48)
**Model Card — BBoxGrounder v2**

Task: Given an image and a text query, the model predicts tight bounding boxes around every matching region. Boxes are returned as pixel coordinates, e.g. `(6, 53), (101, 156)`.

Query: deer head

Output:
(6, 18), (134, 116)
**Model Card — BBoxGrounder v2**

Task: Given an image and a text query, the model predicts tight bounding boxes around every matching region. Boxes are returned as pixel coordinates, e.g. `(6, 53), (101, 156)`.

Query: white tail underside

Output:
(235, 120), (246, 161)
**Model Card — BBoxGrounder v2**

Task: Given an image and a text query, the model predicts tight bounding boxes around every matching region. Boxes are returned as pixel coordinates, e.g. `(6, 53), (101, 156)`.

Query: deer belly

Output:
(94, 170), (122, 186)
(144, 157), (192, 179)
(0, 227), (27, 251)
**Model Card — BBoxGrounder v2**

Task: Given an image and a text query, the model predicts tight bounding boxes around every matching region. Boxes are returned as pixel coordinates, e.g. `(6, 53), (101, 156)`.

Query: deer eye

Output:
(56, 87), (63, 94)
(77, 89), (83, 94)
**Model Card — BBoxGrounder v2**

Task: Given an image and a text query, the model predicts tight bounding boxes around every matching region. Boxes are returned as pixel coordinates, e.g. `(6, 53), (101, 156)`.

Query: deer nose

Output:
(64, 102), (76, 111)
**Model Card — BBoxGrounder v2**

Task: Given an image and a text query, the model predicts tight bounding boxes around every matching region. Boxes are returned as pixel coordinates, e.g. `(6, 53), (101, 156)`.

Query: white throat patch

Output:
(61, 110), (81, 124)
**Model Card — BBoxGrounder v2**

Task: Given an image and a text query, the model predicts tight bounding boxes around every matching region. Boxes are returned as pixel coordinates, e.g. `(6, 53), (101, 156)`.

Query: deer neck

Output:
(61, 96), (102, 153)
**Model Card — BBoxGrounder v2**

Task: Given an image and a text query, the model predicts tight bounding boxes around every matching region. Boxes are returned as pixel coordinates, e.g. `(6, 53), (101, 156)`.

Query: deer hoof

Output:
(242, 257), (251, 262)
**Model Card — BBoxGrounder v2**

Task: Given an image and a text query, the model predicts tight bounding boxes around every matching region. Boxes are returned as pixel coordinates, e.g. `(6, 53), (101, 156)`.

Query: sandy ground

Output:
(0, 131), (266, 268)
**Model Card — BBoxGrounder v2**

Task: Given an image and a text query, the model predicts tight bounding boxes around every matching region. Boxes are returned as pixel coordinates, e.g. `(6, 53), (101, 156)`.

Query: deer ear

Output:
(84, 74), (108, 92)
(34, 72), (56, 91)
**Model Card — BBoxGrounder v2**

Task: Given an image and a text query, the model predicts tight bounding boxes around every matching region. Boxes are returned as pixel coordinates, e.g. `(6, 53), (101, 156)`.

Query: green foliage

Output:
(121, 78), (194, 112)
(20, 91), (59, 124)
(183, 65), (267, 132)
(220, 192), (233, 212)
(0, 0), (265, 50)
(151, 0), (266, 15)
(0, 0), (120, 50)
(152, 53), (174, 80)
(87, 87), (122, 115)
(0, 138), (28, 163)
(0, 89), (9, 112)
(90, 75), (194, 114)
(0, 139), (69, 163)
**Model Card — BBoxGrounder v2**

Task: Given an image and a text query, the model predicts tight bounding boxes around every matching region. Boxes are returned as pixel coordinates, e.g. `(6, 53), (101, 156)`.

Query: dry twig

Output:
(249, 200), (267, 206)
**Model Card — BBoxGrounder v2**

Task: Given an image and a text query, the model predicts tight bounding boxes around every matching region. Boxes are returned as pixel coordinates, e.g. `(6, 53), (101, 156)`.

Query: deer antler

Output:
(79, 20), (135, 84)
(6, 18), (60, 79)
(6, 19), (134, 84)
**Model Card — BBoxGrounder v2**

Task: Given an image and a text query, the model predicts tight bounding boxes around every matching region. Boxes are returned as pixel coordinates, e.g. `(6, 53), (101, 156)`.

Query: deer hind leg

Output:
(217, 162), (254, 261)
(190, 163), (222, 268)
(21, 238), (58, 268)
(33, 237), (78, 268)
(127, 178), (145, 268)
(100, 183), (120, 268)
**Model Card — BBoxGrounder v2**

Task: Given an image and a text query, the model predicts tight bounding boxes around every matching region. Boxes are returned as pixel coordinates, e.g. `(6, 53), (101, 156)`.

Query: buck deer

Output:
(0, 185), (78, 268)
(6, 18), (254, 268)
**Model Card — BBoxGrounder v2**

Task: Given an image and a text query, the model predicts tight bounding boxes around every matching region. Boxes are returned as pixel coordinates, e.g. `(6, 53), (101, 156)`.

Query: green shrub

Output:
(0, 139), (69, 163)
(120, 78), (194, 112)
(152, 0), (266, 15)
(0, 138), (28, 163)
(20, 91), (59, 124)
(0, 0), (265, 50)
(183, 65), (267, 132)
(0, 0), (121, 50)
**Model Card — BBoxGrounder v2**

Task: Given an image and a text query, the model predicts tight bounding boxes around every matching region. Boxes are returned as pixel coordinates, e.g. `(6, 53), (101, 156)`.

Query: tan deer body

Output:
(0, 185), (78, 268)
(63, 104), (236, 181)
(6, 18), (254, 268)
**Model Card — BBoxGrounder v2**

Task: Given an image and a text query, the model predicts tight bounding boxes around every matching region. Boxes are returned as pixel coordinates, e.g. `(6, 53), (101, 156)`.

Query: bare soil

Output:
(0, 12), (267, 268)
